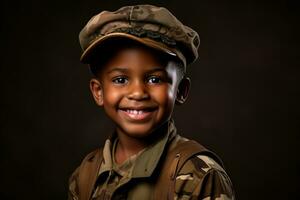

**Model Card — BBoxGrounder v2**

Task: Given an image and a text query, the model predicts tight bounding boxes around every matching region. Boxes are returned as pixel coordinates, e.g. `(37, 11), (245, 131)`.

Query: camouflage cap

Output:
(79, 4), (200, 67)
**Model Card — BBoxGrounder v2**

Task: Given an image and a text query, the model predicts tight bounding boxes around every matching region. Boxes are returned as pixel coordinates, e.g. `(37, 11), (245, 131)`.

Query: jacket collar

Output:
(131, 120), (177, 177)
(98, 119), (177, 178)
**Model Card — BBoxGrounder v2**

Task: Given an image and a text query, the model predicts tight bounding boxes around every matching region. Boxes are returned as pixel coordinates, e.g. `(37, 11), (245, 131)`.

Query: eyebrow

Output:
(107, 67), (166, 74)
(145, 68), (166, 74)
(107, 67), (129, 74)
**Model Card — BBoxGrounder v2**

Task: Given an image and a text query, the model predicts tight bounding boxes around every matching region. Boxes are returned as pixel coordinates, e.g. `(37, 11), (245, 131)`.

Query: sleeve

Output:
(68, 167), (80, 200)
(174, 155), (235, 200)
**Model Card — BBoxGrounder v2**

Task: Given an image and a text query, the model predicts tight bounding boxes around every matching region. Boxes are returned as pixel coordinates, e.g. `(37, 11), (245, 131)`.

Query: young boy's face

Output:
(90, 42), (189, 139)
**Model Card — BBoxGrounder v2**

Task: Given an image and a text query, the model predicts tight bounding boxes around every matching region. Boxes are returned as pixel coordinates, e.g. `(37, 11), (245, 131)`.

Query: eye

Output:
(147, 76), (161, 84)
(112, 77), (128, 84)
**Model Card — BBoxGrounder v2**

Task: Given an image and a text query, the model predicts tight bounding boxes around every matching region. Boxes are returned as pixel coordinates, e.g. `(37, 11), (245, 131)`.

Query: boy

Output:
(68, 4), (235, 200)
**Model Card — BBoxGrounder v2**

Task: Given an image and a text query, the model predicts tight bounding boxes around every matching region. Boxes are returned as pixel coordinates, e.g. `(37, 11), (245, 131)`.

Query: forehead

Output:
(105, 47), (166, 71)
(90, 39), (172, 74)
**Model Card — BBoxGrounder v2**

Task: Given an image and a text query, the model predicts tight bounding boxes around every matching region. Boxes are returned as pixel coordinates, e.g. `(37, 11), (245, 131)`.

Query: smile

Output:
(119, 108), (156, 121)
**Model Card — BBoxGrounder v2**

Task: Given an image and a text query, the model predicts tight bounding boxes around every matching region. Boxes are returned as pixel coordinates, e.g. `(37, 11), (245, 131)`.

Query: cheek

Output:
(103, 86), (123, 104)
(168, 85), (177, 101)
(152, 85), (176, 105)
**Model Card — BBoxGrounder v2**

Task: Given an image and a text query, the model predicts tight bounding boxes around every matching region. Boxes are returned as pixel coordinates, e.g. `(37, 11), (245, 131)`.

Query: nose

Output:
(127, 80), (149, 101)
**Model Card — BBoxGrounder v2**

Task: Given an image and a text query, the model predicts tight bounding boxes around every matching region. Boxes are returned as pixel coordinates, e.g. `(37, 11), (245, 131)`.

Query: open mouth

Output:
(119, 107), (156, 121)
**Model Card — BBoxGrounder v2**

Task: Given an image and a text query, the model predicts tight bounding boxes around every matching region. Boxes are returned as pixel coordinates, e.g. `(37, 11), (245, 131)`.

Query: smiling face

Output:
(90, 42), (190, 140)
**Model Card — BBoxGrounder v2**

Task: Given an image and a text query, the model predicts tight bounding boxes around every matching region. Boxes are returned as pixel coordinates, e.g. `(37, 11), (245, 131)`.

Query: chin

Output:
(120, 123), (158, 138)
(127, 127), (154, 138)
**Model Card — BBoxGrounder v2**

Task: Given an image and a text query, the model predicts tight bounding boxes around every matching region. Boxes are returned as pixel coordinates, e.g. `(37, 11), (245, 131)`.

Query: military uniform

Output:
(68, 120), (235, 200)
(70, 4), (235, 200)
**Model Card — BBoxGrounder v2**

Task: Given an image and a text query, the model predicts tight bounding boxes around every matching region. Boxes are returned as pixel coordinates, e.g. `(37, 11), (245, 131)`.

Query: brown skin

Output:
(90, 44), (190, 164)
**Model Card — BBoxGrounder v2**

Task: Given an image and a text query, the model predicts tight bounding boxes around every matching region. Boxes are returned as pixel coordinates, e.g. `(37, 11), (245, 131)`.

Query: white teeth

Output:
(126, 109), (144, 115)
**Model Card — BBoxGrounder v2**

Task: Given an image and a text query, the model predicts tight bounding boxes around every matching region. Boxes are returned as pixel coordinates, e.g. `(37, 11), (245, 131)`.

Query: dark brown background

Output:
(1, 0), (299, 199)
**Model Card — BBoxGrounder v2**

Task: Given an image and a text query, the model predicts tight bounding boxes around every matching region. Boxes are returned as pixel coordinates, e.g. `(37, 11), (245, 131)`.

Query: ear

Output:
(90, 78), (104, 106)
(176, 77), (191, 105)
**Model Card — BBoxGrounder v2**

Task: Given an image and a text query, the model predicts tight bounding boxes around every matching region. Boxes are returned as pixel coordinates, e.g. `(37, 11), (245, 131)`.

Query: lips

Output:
(119, 107), (157, 121)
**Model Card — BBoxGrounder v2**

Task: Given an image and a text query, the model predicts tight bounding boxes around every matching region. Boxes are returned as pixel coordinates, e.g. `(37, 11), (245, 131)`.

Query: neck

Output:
(114, 132), (149, 165)
(114, 123), (169, 164)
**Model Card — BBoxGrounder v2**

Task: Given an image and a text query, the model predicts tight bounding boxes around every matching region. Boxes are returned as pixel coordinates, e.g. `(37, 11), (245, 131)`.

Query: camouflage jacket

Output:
(68, 121), (235, 200)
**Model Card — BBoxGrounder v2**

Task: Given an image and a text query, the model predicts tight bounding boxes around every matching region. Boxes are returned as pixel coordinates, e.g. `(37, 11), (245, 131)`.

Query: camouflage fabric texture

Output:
(68, 121), (235, 200)
(79, 4), (200, 67)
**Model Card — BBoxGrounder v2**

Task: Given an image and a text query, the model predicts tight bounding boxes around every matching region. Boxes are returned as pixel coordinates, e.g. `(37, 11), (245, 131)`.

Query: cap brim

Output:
(80, 32), (186, 66)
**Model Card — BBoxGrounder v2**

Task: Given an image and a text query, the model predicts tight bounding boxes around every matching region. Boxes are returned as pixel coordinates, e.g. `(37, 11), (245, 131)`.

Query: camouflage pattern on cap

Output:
(79, 4), (200, 66)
